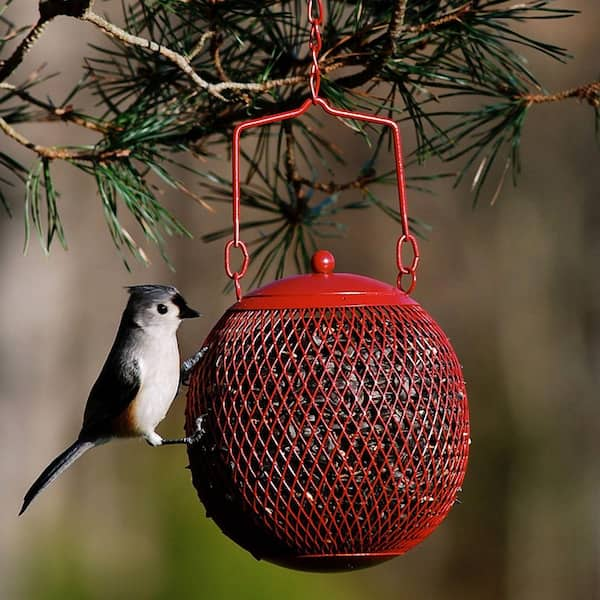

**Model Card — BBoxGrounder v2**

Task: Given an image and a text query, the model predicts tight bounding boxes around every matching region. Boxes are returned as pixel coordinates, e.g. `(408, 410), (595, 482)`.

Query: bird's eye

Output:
(157, 303), (168, 315)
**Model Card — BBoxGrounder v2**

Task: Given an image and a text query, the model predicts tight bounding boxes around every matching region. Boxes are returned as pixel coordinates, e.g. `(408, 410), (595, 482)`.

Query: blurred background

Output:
(1, 2), (599, 599)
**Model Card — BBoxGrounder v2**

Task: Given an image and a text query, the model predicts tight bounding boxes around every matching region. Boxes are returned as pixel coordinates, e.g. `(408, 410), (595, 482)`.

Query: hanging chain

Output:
(396, 233), (419, 294)
(308, 0), (324, 100)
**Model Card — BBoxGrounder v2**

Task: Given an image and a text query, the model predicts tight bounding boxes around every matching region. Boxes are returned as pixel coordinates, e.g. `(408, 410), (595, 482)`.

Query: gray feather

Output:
(19, 440), (97, 515)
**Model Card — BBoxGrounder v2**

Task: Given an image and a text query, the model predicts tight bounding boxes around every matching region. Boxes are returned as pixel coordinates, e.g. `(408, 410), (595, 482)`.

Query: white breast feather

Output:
(131, 333), (180, 436)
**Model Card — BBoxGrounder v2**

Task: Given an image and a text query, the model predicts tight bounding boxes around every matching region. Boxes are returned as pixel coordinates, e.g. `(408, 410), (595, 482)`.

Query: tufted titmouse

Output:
(19, 284), (200, 515)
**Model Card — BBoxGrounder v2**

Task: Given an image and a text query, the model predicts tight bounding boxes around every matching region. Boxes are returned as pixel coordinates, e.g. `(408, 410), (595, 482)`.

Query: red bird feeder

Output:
(185, 0), (469, 572)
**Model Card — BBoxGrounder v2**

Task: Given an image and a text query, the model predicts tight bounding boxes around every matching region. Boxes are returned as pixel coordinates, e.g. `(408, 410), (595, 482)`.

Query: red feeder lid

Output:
(234, 250), (417, 310)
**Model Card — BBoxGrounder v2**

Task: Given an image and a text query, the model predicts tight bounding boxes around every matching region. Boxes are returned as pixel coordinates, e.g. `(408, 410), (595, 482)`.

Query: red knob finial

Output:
(311, 250), (335, 274)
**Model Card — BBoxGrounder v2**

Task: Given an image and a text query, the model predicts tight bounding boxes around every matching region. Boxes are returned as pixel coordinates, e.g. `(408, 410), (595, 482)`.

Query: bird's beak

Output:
(179, 304), (201, 319)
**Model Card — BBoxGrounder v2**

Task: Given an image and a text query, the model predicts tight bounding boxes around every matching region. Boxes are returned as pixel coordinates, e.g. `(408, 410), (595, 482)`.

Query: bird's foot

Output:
(159, 437), (187, 446)
(180, 347), (208, 386)
(186, 415), (207, 446)
(158, 415), (207, 446)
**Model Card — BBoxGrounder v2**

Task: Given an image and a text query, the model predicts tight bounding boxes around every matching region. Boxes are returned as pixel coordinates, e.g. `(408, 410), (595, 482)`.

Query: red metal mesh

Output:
(186, 303), (469, 570)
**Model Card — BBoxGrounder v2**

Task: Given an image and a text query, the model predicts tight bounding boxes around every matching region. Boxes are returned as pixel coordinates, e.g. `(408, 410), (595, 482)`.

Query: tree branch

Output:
(0, 0), (594, 271)
(294, 172), (379, 195)
(82, 9), (309, 101)
(521, 81), (600, 108)
(0, 16), (52, 82)
(334, 1), (410, 90)
(82, 9), (227, 100)
(0, 82), (110, 133)
(211, 34), (229, 83)
(188, 31), (216, 61)
(407, 3), (473, 34)
(335, 2), (478, 90)
(283, 123), (303, 201)
(0, 115), (129, 161)
(282, 122), (379, 197)
(388, 0), (408, 53)
(0, 1), (94, 82)
(0, 2), (475, 108)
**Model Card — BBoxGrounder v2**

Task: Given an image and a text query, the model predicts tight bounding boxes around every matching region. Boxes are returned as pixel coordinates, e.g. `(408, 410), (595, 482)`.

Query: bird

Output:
(19, 284), (200, 515)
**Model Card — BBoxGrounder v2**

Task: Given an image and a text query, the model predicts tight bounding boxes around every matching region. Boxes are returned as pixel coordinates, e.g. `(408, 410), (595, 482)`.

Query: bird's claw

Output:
(180, 346), (208, 387)
(158, 414), (207, 446)
(186, 414), (207, 446)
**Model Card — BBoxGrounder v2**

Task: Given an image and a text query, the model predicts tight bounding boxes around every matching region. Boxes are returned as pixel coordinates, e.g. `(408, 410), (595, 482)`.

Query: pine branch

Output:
(0, 82), (110, 132)
(388, 1), (409, 52)
(82, 9), (227, 100)
(521, 80), (600, 107)
(0, 16), (50, 81)
(0, 0), (597, 274)
(0, 115), (129, 160)
(83, 8), (307, 100)
(408, 2), (472, 34)
(0, 0), (93, 82)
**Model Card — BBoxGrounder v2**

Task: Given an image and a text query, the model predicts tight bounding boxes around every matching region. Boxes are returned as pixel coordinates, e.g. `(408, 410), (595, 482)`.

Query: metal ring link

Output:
(396, 234), (420, 294)
(396, 234), (420, 276)
(397, 271), (417, 295)
(232, 273), (243, 302)
(308, 0), (324, 24)
(224, 239), (250, 280)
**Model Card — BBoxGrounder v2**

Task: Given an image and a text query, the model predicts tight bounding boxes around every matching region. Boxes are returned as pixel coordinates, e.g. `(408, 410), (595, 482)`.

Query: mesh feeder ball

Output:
(185, 250), (470, 572)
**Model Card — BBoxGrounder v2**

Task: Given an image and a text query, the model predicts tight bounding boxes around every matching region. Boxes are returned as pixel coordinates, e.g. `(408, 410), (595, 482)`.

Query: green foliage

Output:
(0, 0), (597, 276)
(23, 157), (67, 253)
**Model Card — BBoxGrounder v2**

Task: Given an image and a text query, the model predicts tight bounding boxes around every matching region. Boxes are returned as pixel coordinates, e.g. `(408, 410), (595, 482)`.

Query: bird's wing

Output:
(79, 354), (141, 440)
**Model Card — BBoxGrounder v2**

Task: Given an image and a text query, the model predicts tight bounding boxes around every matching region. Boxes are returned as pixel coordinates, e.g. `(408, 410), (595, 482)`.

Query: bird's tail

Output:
(19, 439), (96, 515)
